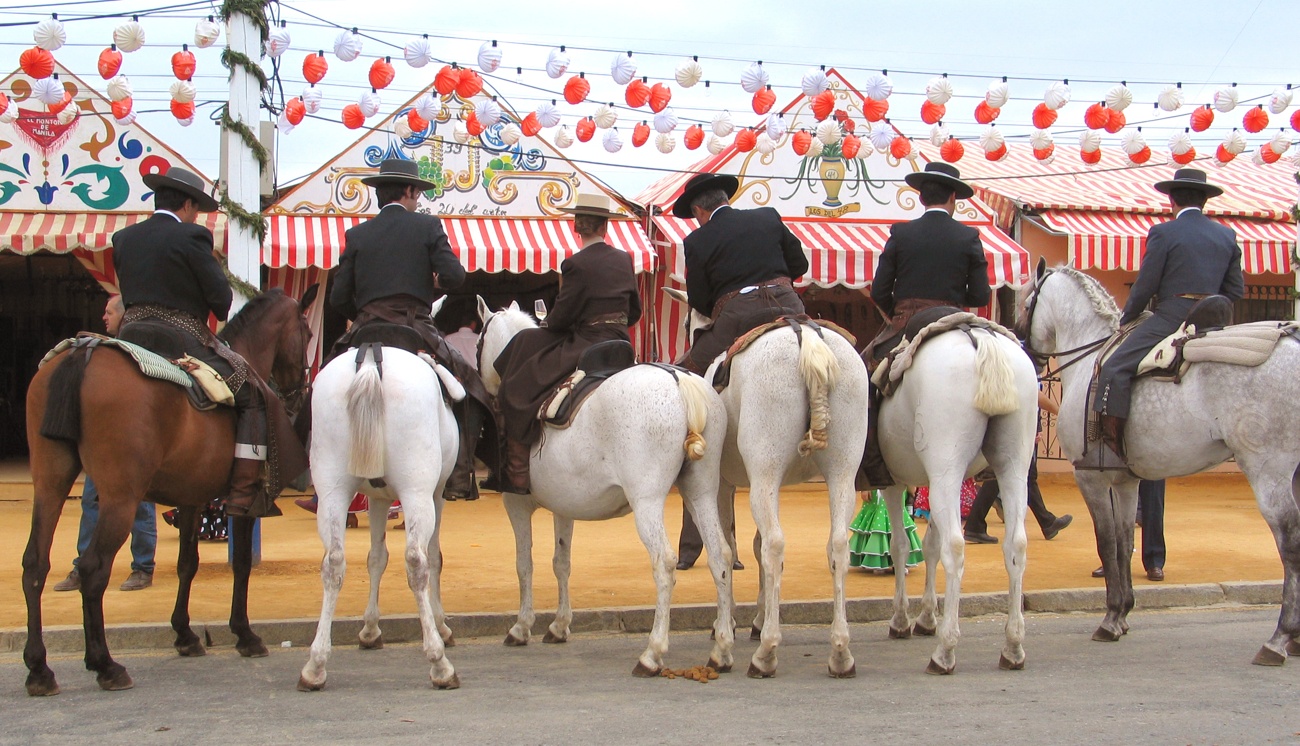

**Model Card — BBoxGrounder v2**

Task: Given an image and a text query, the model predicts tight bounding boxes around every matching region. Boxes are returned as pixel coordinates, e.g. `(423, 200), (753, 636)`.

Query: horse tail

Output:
(39, 350), (91, 442)
(675, 373), (711, 461)
(798, 329), (840, 457)
(345, 350), (386, 479)
(972, 331), (1019, 416)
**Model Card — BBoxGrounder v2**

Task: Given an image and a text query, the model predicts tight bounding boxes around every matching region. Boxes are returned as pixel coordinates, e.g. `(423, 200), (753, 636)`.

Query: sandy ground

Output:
(0, 471), (1281, 630)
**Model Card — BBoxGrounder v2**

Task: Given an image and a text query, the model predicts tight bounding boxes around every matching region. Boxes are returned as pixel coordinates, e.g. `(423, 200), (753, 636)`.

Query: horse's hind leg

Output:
(629, 493), (677, 677)
(228, 515), (268, 658)
(882, 486), (914, 638)
(1243, 465), (1300, 666)
(679, 472), (735, 673)
(822, 463), (856, 678)
(924, 472), (966, 675)
(747, 477), (785, 678)
(299, 483), (354, 691)
(427, 496), (454, 646)
(22, 438), (79, 696)
(359, 496), (392, 650)
(399, 489), (457, 689)
(913, 517), (941, 637)
(170, 506), (206, 657)
(990, 461), (1030, 670)
(502, 493), (538, 646)
(78, 493), (137, 690)
(545, 515), (574, 644)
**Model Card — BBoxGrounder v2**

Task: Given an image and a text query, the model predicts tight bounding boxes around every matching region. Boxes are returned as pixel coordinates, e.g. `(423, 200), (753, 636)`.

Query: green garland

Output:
(221, 48), (268, 89)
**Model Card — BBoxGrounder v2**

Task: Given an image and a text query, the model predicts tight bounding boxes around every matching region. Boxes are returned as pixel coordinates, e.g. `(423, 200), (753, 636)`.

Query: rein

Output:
(1019, 267), (1112, 381)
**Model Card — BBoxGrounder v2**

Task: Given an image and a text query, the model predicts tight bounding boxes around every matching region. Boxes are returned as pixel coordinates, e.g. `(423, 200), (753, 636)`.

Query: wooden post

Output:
(224, 9), (262, 313)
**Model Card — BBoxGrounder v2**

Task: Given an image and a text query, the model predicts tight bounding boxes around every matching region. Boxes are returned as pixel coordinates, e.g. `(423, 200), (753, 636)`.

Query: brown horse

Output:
(21, 289), (310, 696)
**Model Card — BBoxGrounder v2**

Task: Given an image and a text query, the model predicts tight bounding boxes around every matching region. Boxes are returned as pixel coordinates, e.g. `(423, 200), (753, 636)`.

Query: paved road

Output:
(2, 607), (1297, 744)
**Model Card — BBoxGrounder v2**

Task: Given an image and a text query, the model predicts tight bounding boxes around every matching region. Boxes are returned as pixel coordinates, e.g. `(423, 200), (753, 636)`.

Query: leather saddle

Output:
(46, 331), (226, 412)
(348, 322), (426, 355)
(539, 340), (637, 428)
(1134, 295), (1238, 381)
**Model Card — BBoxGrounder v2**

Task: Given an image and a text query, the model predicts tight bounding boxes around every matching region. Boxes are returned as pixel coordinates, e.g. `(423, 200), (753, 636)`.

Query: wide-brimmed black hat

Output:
(903, 161), (974, 201)
(672, 172), (740, 219)
(558, 193), (623, 218)
(1154, 168), (1224, 198)
(142, 167), (219, 212)
(360, 158), (437, 192)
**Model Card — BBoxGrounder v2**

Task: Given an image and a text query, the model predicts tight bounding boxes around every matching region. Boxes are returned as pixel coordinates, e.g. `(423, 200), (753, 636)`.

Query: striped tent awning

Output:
(652, 216), (1029, 289)
(1033, 210), (1296, 274)
(264, 214), (658, 274)
(0, 211), (228, 255)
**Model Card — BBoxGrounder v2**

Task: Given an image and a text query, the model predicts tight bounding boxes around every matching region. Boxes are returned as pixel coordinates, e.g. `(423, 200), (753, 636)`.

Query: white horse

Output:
(664, 288), (868, 678)
(475, 299), (735, 675)
(875, 319), (1039, 674)
(299, 297), (462, 691)
(1021, 261), (1300, 664)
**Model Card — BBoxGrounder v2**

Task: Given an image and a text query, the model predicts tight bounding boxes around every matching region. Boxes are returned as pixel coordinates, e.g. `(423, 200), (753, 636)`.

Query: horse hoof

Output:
(542, 630), (568, 644)
(1288, 639), (1300, 657)
(888, 625), (911, 640)
(1091, 626), (1122, 643)
(237, 640), (269, 658)
(999, 653), (1025, 671)
(924, 659), (955, 676)
(746, 662), (776, 679)
(503, 632), (528, 647)
(1253, 646), (1287, 667)
(96, 667), (134, 691)
(828, 662), (856, 679)
(297, 674), (325, 692)
(432, 673), (460, 690)
(749, 625), (762, 641)
(631, 660), (660, 678)
(707, 658), (732, 674)
(912, 622), (936, 637)
(175, 640), (206, 657)
(24, 670), (60, 697)
(442, 633), (456, 648)
(359, 634), (384, 651)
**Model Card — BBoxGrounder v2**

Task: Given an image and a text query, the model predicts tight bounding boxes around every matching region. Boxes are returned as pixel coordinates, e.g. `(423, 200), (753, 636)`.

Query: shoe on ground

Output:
(964, 531), (998, 544)
(1043, 514), (1073, 541)
(1091, 566), (1105, 578)
(53, 570), (80, 592)
(1146, 567), (1165, 582)
(675, 558), (696, 571)
(732, 559), (744, 571)
(119, 570), (152, 592)
(294, 497), (318, 514)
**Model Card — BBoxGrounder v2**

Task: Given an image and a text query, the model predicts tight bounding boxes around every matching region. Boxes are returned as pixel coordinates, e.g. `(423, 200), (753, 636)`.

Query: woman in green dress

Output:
(849, 489), (923, 572)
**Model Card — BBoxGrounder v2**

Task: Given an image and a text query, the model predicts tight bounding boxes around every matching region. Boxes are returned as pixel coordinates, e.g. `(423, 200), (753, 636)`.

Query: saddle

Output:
(538, 340), (637, 428)
(870, 311), (1019, 397)
(710, 315), (856, 391)
(347, 322), (426, 356)
(40, 333), (233, 411)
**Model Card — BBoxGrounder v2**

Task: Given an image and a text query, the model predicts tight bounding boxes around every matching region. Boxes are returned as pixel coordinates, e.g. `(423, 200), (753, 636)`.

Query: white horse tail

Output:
(346, 349), (386, 478)
(798, 329), (840, 456)
(972, 331), (1019, 416)
(676, 373), (711, 461)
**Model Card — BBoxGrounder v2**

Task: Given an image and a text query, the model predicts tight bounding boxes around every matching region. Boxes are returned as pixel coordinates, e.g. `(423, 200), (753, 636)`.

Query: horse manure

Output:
(659, 665), (719, 683)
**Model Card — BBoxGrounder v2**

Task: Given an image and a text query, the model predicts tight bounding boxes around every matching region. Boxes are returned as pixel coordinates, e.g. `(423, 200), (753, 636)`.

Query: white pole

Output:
(224, 10), (262, 313)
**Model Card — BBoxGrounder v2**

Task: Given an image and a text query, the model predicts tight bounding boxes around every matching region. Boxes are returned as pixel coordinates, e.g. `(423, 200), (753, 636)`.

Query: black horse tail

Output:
(39, 349), (91, 442)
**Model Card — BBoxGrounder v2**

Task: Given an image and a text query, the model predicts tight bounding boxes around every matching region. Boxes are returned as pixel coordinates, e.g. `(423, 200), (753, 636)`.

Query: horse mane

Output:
(1052, 266), (1120, 325)
(220, 288), (289, 344)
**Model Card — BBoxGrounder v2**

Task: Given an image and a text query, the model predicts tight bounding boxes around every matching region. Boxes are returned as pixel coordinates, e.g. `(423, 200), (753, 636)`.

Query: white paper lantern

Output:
(56, 105), (76, 125)
(1043, 80), (1071, 110)
(1223, 129), (1247, 155)
(985, 80), (1010, 109)
(656, 132), (676, 153)
(195, 18), (222, 49)
(864, 72), (893, 101)
(756, 133), (777, 155)
(301, 86), (322, 114)
(554, 125), (573, 148)
(33, 77), (63, 106)
(474, 98), (502, 128)
(113, 111), (135, 126)
(602, 127), (623, 152)
(1105, 84), (1133, 112)
(1120, 129), (1146, 155)
(1214, 85), (1239, 113)
(707, 134), (727, 155)
(610, 52), (637, 85)
(546, 48), (569, 79)
(267, 26), (291, 59)
(356, 90), (380, 118)
(277, 109), (295, 135)
(107, 76), (133, 102)
(869, 126), (893, 152)
(740, 61), (768, 94)
(653, 108), (678, 134)
(801, 68), (829, 97)
(1270, 130), (1291, 155)
(1030, 129), (1054, 150)
(394, 117), (414, 141)
(806, 137), (824, 158)
(176, 116), (193, 127)
(765, 113), (787, 141)
(1270, 86), (1294, 115)
(534, 101), (561, 128)
(928, 123), (949, 147)
(404, 37), (433, 68)
(815, 119), (842, 146)
(500, 122), (522, 145)
(1168, 131), (1193, 155)
(711, 110), (734, 137)
(1078, 129), (1102, 152)
(593, 103), (617, 129)
(0, 109), (18, 124)
(415, 93), (439, 120)
(34, 17), (66, 52)
(979, 126), (1005, 153)
(333, 29), (362, 62)
(113, 20), (145, 53)
(675, 58), (703, 88)
(1157, 84), (1184, 112)
(925, 76), (954, 105)
(169, 80), (196, 104)
(478, 41), (502, 73)
(453, 120), (470, 144)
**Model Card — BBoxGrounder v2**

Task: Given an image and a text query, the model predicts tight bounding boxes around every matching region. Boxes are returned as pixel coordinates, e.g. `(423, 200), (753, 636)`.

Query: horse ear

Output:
(1035, 257), (1047, 281)
(476, 295), (491, 323)
(662, 287), (688, 304)
(508, 300), (520, 312)
(299, 283), (320, 313)
(430, 295), (446, 319)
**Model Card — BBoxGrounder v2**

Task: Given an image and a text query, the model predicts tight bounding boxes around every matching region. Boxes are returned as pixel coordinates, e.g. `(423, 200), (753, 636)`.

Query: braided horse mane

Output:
(1052, 265), (1120, 327)
(219, 288), (289, 344)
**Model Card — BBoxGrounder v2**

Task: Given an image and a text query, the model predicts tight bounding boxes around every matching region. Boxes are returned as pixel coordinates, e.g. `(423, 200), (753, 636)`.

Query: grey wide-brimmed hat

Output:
(904, 161), (975, 201)
(360, 158), (437, 192)
(558, 193), (624, 218)
(1153, 168), (1224, 199)
(142, 167), (219, 212)
(672, 172), (740, 219)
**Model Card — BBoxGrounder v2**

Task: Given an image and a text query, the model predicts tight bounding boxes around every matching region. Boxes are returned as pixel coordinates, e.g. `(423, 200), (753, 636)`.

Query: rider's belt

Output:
(584, 312), (629, 326)
(711, 276), (793, 318)
(1175, 293), (1211, 300)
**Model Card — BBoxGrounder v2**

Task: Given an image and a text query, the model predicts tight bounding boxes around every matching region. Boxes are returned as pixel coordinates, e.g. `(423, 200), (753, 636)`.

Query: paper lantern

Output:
(54, 102), (73, 124)
(593, 103), (617, 129)
(974, 101), (1000, 124)
(46, 90), (72, 115)
(1083, 103), (1108, 130)
(810, 90), (834, 121)
(766, 113), (787, 141)
(889, 136), (911, 160)
(1215, 143), (1235, 164)
(864, 126), (889, 153)
(611, 52), (637, 85)
(554, 125), (572, 148)
(1214, 85), (1238, 113)
(735, 128), (757, 152)
(984, 144), (1008, 161)
(475, 98), (502, 128)
(653, 108), (677, 134)
(333, 29), (362, 62)
(939, 138), (965, 163)
(1105, 84), (1133, 112)
(97, 47), (122, 79)
(520, 112), (541, 137)
(113, 110), (135, 126)
(1078, 129), (1101, 153)
(359, 90), (382, 118)
(113, 20), (145, 53)
(929, 123), (951, 147)
(986, 80), (1010, 108)
(499, 123), (522, 145)
(1292, 109), (1300, 133)
(1032, 103), (1057, 130)
(394, 117), (413, 141)
(926, 76), (954, 105)
(434, 65), (458, 96)
(369, 58), (395, 90)
(546, 48), (570, 79)
(754, 133), (776, 155)
(865, 72), (893, 101)
(741, 61), (768, 93)
(1243, 106), (1269, 133)
(1080, 147), (1102, 164)
(304, 53), (328, 84)
(170, 99), (194, 120)
(111, 97), (133, 119)
(284, 97), (305, 125)
(171, 47), (196, 81)
(631, 121), (650, 147)
(863, 97), (889, 123)
(684, 124), (705, 150)
(1128, 146), (1152, 164)
(675, 58), (703, 88)
(406, 108), (428, 133)
(302, 86), (322, 114)
(625, 78), (650, 108)
(478, 40), (501, 73)
(841, 134), (862, 159)
(455, 69), (483, 99)
(0, 93), (8, 117)
(34, 17), (66, 52)
(1168, 130), (1192, 155)
(801, 68), (829, 96)
(979, 126), (1005, 153)
(1157, 84), (1184, 112)
(1271, 131), (1291, 155)
(20, 47), (54, 80)
(1033, 143), (1055, 161)
(575, 117), (595, 142)
(564, 74), (590, 105)
(169, 80), (196, 104)
(1191, 105), (1215, 132)
(33, 77), (62, 106)
(815, 119), (841, 146)
(791, 129), (812, 156)
(339, 103), (363, 129)
(1269, 86), (1293, 115)
(1043, 80), (1071, 110)
(404, 36), (432, 68)
(1120, 129), (1146, 155)
(1104, 108), (1126, 134)
(1223, 129), (1247, 155)
(266, 25), (289, 58)
(1258, 143), (1281, 164)
(920, 100), (945, 125)
(534, 101), (561, 128)
(751, 87), (776, 115)
(465, 111), (483, 136)
(656, 133), (676, 153)
(711, 111), (734, 137)
(1172, 146), (1197, 165)
(648, 83), (672, 114)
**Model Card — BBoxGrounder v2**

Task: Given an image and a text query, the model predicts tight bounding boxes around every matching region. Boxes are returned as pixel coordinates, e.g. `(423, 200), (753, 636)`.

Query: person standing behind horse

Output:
(328, 158), (492, 501)
(1087, 168), (1244, 468)
(492, 194), (641, 495)
(858, 162), (991, 488)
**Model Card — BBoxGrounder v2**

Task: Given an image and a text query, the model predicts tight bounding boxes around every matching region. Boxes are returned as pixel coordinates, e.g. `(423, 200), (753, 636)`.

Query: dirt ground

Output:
(0, 472), (1281, 630)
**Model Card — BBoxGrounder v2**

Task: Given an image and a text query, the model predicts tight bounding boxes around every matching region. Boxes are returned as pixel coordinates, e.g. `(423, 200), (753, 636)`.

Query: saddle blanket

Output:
(1137, 320), (1300, 377)
(872, 313), (1018, 396)
(712, 316), (856, 391)
(41, 335), (236, 408)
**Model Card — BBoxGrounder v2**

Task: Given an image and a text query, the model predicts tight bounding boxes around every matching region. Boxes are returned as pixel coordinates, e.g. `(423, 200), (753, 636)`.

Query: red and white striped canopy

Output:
(264, 214), (657, 274)
(0, 211), (227, 255)
(652, 215), (1029, 289)
(1034, 210), (1295, 274)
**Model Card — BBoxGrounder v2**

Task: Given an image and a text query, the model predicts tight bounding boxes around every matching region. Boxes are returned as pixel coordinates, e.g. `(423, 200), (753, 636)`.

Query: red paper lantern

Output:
(465, 111), (483, 136)
(841, 134), (862, 160)
(810, 91), (834, 121)
(752, 87), (776, 115)
(111, 97), (133, 119)
(1104, 108), (1126, 134)
(1080, 147), (1102, 164)
(1260, 143), (1282, 164)
(984, 143), (1007, 161)
(1292, 108), (1300, 133)
(1172, 147), (1197, 165)
(0, 92), (8, 117)
(520, 111), (541, 137)
(920, 100), (945, 125)
(1215, 143), (1235, 164)
(1243, 105), (1269, 133)
(735, 128), (757, 152)
(47, 90), (72, 115)
(434, 65), (458, 96)
(20, 47), (54, 80)
(170, 99), (195, 120)
(303, 53), (328, 85)
(1033, 144), (1055, 161)
(1191, 105), (1214, 132)
(625, 79), (650, 108)
(171, 47), (196, 81)
(98, 46), (122, 80)
(1128, 145), (1152, 164)
(406, 108), (428, 133)
(455, 69), (483, 99)
(791, 129), (812, 156)
(564, 74), (591, 105)
(974, 101), (1001, 125)
(863, 97), (889, 123)
(939, 138), (965, 163)
(631, 121), (650, 147)
(648, 83), (672, 113)
(369, 58), (395, 90)
(285, 97), (305, 125)
(342, 103), (365, 129)
(684, 124), (705, 150)
(1083, 102), (1108, 130)
(889, 135), (912, 160)
(575, 117), (595, 142)
(1031, 103), (1057, 130)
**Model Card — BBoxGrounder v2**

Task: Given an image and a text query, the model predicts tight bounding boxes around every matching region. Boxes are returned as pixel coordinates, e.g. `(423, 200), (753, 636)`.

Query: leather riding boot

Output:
(855, 389), (895, 490)
(444, 401), (483, 501)
(502, 437), (532, 495)
(478, 412), (506, 493)
(1072, 415), (1129, 472)
(223, 457), (267, 517)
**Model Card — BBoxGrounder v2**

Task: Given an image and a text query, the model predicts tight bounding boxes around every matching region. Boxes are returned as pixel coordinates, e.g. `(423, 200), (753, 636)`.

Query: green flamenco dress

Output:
(849, 490), (923, 570)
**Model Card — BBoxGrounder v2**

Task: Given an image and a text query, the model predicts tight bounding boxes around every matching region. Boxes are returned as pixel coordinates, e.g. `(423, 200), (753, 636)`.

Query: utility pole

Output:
(223, 4), (264, 313)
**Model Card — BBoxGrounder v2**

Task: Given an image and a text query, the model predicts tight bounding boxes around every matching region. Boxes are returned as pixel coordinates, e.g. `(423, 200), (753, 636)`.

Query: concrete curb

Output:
(2, 581), (1281, 655)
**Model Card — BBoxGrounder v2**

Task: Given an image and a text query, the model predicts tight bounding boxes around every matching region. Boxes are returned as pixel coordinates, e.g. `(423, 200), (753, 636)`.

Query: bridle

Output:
(475, 309), (499, 375)
(1019, 268), (1110, 380)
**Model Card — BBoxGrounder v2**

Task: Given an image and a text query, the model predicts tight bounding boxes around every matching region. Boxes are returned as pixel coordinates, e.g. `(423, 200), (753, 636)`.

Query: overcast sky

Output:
(1, 0), (1294, 196)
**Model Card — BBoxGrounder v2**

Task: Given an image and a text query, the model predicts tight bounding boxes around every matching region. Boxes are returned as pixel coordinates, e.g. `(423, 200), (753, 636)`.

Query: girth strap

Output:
(355, 342), (384, 378)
